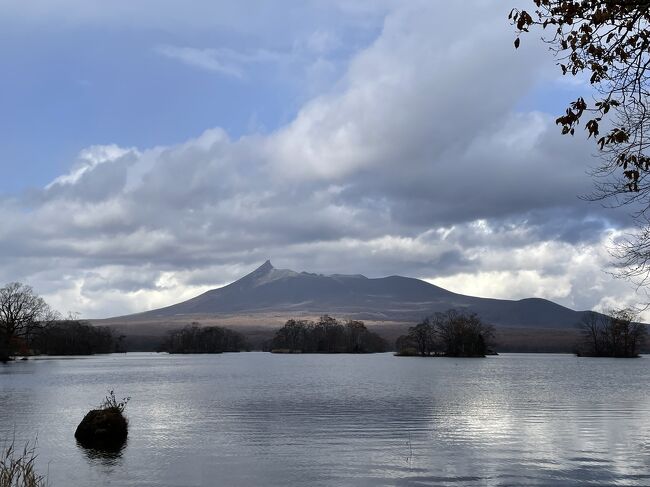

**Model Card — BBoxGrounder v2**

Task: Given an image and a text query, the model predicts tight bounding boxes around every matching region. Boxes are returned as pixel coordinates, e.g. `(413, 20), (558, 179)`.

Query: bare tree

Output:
(163, 324), (248, 354)
(345, 320), (367, 353)
(396, 310), (494, 357)
(271, 317), (386, 353)
(578, 308), (646, 356)
(432, 310), (494, 357)
(579, 311), (605, 356)
(0, 282), (52, 361)
(317, 315), (345, 353)
(407, 319), (437, 356)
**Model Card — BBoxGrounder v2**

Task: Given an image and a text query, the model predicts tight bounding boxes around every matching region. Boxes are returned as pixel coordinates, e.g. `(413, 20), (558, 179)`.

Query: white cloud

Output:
(0, 0), (644, 320)
(46, 145), (133, 189)
(428, 233), (619, 308)
(155, 46), (244, 77)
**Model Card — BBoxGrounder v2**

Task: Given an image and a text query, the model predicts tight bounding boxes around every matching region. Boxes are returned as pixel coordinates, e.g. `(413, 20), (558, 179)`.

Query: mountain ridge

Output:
(110, 260), (591, 329)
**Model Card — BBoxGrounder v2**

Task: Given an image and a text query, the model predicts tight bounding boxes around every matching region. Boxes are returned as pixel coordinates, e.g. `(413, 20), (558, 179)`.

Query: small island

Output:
(160, 324), (249, 353)
(270, 316), (387, 353)
(577, 309), (646, 358)
(395, 309), (495, 357)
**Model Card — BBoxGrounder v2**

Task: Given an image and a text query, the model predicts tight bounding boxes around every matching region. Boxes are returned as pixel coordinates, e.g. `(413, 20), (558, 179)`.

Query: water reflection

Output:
(1, 353), (650, 486)
(77, 438), (127, 464)
(75, 439), (126, 480)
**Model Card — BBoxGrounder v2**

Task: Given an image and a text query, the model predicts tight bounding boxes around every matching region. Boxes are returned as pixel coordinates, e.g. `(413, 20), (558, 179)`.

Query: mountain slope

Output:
(116, 260), (591, 329)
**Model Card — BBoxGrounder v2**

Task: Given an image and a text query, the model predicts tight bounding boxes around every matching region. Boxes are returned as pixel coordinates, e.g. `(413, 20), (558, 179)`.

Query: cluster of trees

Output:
(396, 310), (495, 357)
(32, 320), (115, 355)
(579, 310), (647, 357)
(0, 282), (117, 361)
(271, 316), (387, 353)
(161, 324), (249, 353)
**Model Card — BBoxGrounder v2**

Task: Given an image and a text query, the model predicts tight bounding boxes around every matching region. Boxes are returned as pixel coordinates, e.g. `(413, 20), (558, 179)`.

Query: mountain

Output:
(114, 260), (590, 329)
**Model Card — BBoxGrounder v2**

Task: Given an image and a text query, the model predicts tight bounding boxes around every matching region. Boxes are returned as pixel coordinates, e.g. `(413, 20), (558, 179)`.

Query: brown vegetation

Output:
(0, 441), (45, 487)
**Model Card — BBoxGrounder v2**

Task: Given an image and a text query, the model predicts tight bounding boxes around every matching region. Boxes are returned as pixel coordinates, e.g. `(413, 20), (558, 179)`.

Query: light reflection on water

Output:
(1, 353), (650, 486)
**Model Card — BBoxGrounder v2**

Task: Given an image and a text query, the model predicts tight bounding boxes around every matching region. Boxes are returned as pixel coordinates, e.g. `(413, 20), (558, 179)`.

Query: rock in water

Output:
(75, 407), (128, 448)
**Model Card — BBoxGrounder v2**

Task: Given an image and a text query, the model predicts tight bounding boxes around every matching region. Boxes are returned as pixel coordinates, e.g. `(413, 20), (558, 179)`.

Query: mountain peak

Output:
(259, 259), (273, 272)
(245, 260), (274, 279)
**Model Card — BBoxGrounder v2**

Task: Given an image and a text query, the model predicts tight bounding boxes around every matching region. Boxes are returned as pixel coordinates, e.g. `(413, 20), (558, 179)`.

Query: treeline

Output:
(578, 310), (646, 358)
(30, 320), (116, 355)
(271, 316), (387, 353)
(3, 319), (116, 357)
(396, 310), (494, 357)
(161, 324), (249, 353)
(1, 282), (119, 360)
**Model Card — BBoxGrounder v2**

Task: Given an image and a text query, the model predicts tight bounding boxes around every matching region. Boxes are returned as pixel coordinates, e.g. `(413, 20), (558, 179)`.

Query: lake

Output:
(1, 353), (650, 486)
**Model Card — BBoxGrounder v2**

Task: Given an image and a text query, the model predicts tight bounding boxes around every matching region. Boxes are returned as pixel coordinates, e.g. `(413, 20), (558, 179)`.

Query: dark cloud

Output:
(0, 1), (643, 318)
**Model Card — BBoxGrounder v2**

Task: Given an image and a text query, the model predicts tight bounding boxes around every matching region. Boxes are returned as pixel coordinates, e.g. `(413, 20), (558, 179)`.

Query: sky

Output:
(0, 0), (644, 319)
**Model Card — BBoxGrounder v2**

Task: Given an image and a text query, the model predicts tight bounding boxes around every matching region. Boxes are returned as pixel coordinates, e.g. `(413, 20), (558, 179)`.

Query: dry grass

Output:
(98, 390), (130, 413)
(0, 440), (46, 487)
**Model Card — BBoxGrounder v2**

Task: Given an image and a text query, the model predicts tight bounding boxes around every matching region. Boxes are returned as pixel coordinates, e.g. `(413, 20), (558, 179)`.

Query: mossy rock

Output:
(75, 407), (128, 448)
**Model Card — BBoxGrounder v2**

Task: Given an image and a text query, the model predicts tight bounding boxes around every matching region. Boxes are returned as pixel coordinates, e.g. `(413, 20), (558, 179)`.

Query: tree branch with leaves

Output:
(511, 1), (650, 290)
(511, 1), (650, 194)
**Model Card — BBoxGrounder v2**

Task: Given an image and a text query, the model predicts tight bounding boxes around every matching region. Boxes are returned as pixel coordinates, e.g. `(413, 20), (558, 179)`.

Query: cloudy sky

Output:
(0, 0), (643, 318)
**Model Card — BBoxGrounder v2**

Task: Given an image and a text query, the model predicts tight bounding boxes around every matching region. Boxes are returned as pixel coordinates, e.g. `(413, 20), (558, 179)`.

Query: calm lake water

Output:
(1, 353), (650, 486)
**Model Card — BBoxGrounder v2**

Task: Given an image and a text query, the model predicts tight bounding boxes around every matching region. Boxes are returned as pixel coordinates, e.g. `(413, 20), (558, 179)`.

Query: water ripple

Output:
(2, 353), (650, 486)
